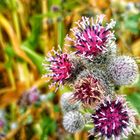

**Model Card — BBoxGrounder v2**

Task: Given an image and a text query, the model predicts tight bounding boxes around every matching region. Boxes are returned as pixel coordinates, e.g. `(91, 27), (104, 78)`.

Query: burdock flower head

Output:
(43, 49), (73, 86)
(65, 15), (116, 60)
(43, 49), (85, 87)
(107, 56), (139, 85)
(90, 95), (136, 139)
(72, 70), (111, 106)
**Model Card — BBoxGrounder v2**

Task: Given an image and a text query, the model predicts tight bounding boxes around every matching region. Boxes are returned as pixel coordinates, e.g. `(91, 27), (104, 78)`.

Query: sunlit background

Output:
(0, 0), (140, 139)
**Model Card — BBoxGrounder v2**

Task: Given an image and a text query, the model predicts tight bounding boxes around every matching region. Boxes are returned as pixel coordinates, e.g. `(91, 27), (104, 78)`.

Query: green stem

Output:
(57, 20), (64, 48)
(84, 124), (94, 129)
(11, 103), (16, 121)
(11, 0), (21, 42)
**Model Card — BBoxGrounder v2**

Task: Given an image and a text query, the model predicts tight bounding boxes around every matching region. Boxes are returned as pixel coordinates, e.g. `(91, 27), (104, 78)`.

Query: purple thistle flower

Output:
(90, 96), (136, 139)
(43, 49), (72, 85)
(72, 71), (109, 106)
(43, 49), (86, 87)
(65, 15), (116, 60)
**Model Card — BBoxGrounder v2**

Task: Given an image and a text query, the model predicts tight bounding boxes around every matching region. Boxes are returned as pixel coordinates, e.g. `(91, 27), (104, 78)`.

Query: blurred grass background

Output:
(0, 0), (140, 139)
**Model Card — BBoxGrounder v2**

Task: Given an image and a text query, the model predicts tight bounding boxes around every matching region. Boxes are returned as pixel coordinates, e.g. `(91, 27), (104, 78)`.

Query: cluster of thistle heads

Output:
(43, 15), (139, 140)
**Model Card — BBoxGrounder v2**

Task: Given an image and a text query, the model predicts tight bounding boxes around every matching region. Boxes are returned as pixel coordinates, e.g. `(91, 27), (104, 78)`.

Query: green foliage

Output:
(54, 105), (60, 113)
(124, 13), (140, 34)
(26, 115), (33, 125)
(40, 112), (57, 140)
(21, 44), (44, 73)
(0, 0), (10, 11)
(46, 92), (55, 101)
(57, 19), (65, 47)
(127, 93), (140, 114)
(25, 16), (42, 50)
(62, 0), (82, 12)
(4, 44), (16, 58)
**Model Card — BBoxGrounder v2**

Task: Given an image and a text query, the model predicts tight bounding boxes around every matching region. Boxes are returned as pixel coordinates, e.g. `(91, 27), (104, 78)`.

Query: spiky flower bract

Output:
(107, 56), (139, 85)
(67, 55), (86, 84)
(60, 92), (81, 113)
(65, 15), (116, 60)
(90, 96), (136, 139)
(63, 111), (85, 133)
(73, 70), (112, 106)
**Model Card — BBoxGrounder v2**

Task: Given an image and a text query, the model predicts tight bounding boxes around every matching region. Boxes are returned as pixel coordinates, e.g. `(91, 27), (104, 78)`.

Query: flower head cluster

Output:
(43, 15), (139, 139)
(66, 15), (116, 60)
(90, 96), (136, 139)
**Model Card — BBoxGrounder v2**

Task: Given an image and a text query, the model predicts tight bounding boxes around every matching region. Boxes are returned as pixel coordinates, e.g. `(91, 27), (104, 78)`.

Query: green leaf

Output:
(62, 1), (80, 11)
(0, 0), (14, 11)
(4, 44), (16, 58)
(57, 19), (65, 47)
(26, 115), (33, 124)
(124, 14), (140, 34)
(21, 44), (44, 73)
(26, 16), (42, 50)
(40, 112), (57, 140)
(46, 92), (55, 101)
(126, 93), (140, 114)
(54, 105), (60, 112)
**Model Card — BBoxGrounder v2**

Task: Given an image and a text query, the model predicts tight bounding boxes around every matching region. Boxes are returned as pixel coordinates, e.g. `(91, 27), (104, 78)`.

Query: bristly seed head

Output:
(90, 96), (136, 139)
(63, 111), (85, 133)
(65, 15), (116, 60)
(107, 56), (139, 86)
